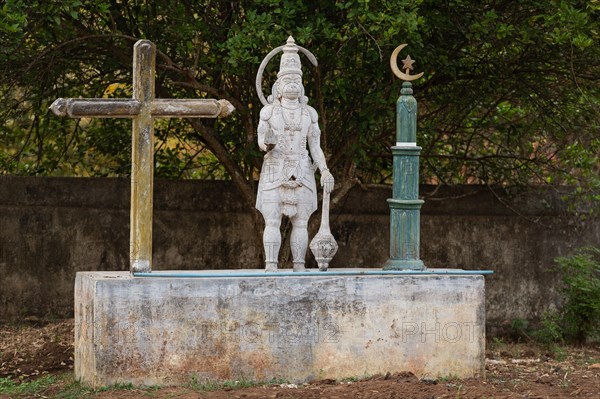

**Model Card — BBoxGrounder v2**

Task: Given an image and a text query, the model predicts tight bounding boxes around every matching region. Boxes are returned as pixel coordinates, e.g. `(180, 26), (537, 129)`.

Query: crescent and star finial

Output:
(390, 44), (424, 82)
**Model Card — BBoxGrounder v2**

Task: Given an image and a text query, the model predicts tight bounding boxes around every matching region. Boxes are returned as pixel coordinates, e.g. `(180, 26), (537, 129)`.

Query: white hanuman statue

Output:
(255, 37), (335, 272)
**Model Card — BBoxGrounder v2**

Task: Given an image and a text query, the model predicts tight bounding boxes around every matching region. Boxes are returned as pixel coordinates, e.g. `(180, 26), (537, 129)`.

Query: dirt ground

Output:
(1, 319), (600, 398)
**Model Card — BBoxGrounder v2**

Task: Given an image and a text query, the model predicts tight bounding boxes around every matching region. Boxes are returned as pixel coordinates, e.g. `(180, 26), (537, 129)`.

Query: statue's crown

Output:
(278, 36), (302, 77)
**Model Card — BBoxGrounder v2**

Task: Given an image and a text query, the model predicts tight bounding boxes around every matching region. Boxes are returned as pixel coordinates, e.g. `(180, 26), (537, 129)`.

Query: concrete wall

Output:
(1, 176), (598, 333)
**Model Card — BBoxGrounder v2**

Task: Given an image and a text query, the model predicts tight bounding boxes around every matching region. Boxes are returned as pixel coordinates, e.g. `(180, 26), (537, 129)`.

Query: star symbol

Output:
(402, 55), (415, 72)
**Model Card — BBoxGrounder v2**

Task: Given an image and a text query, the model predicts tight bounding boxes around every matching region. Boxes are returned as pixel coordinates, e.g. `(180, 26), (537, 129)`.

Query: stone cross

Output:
(50, 40), (234, 273)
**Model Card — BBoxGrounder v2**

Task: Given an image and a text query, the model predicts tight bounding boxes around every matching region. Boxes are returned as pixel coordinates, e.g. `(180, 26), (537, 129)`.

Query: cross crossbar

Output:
(50, 39), (234, 273)
(50, 98), (232, 118)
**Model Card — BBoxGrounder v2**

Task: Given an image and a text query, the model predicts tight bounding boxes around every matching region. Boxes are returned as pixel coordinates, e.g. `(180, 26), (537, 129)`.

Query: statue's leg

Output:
(290, 214), (309, 272)
(263, 207), (282, 272)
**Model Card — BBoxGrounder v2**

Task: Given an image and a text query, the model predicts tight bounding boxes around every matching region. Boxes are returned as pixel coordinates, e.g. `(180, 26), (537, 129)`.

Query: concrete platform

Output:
(75, 270), (486, 387)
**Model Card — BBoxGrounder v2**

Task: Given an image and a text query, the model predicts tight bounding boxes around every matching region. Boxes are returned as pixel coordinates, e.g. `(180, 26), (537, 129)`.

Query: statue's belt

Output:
(266, 150), (309, 160)
(260, 178), (315, 193)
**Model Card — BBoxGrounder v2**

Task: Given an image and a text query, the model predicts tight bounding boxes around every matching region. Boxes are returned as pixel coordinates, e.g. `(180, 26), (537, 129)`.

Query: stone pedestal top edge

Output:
(76, 269), (494, 279)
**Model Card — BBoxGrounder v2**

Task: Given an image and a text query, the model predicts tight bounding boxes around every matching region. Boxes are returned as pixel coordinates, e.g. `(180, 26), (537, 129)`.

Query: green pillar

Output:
(384, 82), (426, 270)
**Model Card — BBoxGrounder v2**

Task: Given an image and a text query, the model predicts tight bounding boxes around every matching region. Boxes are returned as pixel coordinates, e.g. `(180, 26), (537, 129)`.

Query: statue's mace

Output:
(310, 189), (338, 271)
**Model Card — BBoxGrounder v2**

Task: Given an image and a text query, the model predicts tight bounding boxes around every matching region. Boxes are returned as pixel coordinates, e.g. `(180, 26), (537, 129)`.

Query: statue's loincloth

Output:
(256, 153), (317, 218)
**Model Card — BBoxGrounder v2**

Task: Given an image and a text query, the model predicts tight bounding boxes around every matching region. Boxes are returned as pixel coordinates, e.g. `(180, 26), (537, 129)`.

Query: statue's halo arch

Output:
(255, 44), (318, 106)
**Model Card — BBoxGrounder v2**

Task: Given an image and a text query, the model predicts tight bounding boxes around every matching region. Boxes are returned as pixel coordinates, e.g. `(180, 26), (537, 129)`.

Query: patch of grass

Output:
(97, 382), (136, 391)
(559, 379), (570, 389)
(531, 312), (564, 346)
(0, 375), (56, 397)
(490, 336), (506, 350)
(52, 375), (161, 399)
(52, 379), (95, 399)
(454, 383), (465, 398)
(438, 374), (460, 382)
(188, 374), (276, 391)
(553, 346), (568, 362)
(510, 318), (530, 341)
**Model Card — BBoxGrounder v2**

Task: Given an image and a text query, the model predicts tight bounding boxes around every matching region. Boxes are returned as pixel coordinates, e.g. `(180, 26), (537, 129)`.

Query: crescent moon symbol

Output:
(390, 44), (424, 81)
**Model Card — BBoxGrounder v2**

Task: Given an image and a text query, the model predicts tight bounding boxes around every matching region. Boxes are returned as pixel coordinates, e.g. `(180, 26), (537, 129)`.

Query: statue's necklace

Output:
(282, 106), (302, 135)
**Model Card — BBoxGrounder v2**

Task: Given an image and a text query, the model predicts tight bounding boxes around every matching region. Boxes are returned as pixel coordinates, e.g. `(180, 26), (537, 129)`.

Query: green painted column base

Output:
(386, 198), (426, 270)
(383, 258), (426, 270)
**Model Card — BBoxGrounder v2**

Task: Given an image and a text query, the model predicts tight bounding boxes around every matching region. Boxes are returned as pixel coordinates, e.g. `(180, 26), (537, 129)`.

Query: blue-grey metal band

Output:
(387, 198), (424, 209)
(133, 269), (494, 278)
(391, 146), (422, 156)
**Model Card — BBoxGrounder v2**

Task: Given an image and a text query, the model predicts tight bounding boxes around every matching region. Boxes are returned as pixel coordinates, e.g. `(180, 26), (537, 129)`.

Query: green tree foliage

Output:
(0, 0), (598, 211)
(523, 247), (600, 346)
(555, 247), (600, 344)
(418, 0), (599, 208)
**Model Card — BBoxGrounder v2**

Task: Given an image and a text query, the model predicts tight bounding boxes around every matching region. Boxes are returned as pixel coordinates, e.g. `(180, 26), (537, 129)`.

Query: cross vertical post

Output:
(130, 41), (155, 273)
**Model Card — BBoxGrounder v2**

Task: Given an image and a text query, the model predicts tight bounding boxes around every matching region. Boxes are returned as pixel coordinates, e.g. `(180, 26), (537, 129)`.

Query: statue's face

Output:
(279, 74), (303, 100)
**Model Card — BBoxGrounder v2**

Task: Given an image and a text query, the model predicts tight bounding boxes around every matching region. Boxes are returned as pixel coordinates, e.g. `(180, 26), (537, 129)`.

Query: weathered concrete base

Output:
(75, 270), (486, 387)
